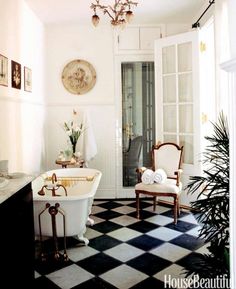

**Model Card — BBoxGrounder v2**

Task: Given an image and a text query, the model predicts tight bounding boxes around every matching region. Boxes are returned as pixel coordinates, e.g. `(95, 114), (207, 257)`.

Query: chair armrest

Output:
(174, 169), (183, 186)
(136, 167), (153, 183)
(136, 167), (148, 183)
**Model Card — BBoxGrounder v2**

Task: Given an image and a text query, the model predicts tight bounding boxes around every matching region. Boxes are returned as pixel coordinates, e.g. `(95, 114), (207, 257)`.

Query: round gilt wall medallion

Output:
(61, 59), (96, 94)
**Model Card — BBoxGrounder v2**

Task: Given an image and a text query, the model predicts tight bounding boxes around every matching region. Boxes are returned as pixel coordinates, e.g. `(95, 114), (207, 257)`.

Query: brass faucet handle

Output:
(58, 184), (68, 196)
(38, 185), (47, 195)
(51, 173), (58, 184)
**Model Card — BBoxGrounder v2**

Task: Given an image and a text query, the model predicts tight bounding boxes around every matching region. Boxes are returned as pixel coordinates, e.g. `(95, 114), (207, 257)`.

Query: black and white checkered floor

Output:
(34, 199), (209, 289)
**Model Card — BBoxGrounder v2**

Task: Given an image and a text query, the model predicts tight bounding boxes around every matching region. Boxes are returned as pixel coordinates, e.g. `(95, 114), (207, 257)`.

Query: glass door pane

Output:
(162, 45), (176, 73)
(163, 75), (176, 103)
(179, 104), (193, 133)
(178, 73), (192, 102)
(122, 62), (155, 187)
(163, 105), (177, 132)
(178, 42), (192, 72)
(179, 136), (194, 164)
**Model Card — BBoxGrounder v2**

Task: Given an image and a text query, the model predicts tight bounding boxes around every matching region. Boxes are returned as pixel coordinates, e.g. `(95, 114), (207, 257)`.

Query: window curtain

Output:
(218, 1), (236, 289)
(214, 0), (230, 114)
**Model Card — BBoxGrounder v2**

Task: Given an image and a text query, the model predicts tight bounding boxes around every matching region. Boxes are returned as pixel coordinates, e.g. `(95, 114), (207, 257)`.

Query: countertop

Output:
(0, 173), (36, 204)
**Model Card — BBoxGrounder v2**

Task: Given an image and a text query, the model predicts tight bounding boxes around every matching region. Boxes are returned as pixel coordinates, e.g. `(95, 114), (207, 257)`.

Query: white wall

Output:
(165, 23), (191, 36)
(0, 0), (45, 174)
(228, 0), (236, 58)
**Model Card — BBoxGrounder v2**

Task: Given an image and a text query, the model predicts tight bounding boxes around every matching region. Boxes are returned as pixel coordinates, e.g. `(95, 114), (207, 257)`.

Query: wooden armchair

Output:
(135, 142), (183, 224)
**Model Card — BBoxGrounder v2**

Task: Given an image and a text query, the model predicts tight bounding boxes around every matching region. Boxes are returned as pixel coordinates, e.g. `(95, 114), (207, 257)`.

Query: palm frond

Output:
(184, 111), (229, 279)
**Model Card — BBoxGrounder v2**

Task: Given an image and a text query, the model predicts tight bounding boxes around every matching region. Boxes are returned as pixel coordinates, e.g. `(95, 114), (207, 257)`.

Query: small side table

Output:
(55, 159), (85, 169)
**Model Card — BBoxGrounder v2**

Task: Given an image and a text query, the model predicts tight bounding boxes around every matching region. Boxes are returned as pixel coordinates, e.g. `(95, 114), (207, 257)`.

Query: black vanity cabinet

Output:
(0, 180), (35, 286)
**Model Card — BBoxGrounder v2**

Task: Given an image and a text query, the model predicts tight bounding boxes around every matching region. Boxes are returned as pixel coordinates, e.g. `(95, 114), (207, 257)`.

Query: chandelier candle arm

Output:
(90, 0), (138, 27)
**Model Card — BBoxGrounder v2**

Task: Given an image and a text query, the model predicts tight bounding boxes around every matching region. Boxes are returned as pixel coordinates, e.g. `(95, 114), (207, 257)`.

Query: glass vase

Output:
(72, 142), (77, 154)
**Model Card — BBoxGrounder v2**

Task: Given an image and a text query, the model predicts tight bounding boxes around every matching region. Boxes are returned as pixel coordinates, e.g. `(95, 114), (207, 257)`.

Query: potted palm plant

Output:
(185, 112), (230, 284)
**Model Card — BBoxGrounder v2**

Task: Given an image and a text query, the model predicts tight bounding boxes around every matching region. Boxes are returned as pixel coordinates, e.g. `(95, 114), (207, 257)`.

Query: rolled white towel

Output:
(141, 169), (154, 184)
(153, 168), (167, 184)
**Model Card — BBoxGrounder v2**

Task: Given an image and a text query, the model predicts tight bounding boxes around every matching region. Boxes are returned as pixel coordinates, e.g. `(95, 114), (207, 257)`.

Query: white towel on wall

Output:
(76, 109), (97, 167)
(141, 169), (155, 185)
(153, 168), (167, 184)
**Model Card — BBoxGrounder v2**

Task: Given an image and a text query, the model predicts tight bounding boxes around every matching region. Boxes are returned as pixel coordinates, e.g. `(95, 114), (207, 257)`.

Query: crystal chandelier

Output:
(90, 0), (138, 27)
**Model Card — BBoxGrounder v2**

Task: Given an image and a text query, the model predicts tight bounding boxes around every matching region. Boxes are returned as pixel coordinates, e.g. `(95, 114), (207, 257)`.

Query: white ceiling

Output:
(25, 0), (206, 25)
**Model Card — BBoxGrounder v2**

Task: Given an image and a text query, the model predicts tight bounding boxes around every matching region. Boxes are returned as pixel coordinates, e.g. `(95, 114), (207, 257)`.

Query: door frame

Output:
(114, 54), (154, 198)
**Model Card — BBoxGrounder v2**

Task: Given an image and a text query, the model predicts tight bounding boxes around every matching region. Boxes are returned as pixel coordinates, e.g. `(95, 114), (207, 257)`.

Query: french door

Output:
(155, 31), (201, 206)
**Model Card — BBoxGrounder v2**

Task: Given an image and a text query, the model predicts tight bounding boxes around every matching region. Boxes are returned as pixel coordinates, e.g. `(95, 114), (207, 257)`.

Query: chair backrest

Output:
(152, 143), (183, 178)
(125, 136), (143, 166)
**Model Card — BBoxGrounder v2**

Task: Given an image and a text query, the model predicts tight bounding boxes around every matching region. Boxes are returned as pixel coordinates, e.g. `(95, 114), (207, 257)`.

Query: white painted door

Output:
(155, 31), (201, 206)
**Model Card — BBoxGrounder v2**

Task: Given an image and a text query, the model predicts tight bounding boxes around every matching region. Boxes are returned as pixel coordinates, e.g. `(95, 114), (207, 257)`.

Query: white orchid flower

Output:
(74, 126), (80, 132)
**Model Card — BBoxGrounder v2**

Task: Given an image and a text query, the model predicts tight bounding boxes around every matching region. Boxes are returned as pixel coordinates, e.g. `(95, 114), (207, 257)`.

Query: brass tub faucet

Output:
(38, 173), (67, 196)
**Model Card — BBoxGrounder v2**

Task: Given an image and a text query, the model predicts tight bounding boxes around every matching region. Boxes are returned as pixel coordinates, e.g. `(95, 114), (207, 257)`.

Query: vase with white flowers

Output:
(63, 110), (84, 156)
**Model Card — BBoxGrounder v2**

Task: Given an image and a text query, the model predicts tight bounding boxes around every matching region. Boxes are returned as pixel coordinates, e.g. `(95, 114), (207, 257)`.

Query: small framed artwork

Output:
(11, 60), (21, 89)
(24, 66), (32, 92)
(0, 54), (8, 87)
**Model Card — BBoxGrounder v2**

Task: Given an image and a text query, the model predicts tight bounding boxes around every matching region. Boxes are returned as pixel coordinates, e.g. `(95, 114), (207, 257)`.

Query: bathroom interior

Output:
(0, 0), (236, 288)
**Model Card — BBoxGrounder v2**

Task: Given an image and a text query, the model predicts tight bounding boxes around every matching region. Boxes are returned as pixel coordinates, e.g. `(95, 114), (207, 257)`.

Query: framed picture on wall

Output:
(0, 54), (8, 87)
(11, 60), (21, 89)
(24, 66), (32, 92)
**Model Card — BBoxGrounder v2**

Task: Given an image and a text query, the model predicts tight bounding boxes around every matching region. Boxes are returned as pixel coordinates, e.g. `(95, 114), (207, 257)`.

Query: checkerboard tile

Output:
(170, 234), (205, 251)
(107, 227), (142, 242)
(154, 263), (187, 282)
(84, 227), (103, 240)
(150, 243), (191, 262)
(46, 264), (94, 289)
(91, 220), (123, 234)
(127, 234), (164, 251)
(100, 264), (148, 289)
(146, 214), (174, 226)
(34, 199), (206, 289)
(104, 243), (144, 262)
(71, 277), (117, 289)
(110, 215), (140, 226)
(63, 246), (99, 262)
(111, 205), (136, 214)
(146, 227), (182, 241)
(77, 252), (122, 275)
(126, 253), (172, 275)
(143, 204), (172, 214)
(127, 220), (159, 233)
(91, 205), (107, 214)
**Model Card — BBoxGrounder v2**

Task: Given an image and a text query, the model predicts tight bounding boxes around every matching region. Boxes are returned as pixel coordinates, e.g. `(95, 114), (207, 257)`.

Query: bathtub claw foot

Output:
(78, 235), (89, 245)
(87, 216), (95, 226)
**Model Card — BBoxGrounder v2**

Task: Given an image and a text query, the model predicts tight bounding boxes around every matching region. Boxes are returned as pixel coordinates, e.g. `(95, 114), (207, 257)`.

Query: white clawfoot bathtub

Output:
(32, 168), (102, 245)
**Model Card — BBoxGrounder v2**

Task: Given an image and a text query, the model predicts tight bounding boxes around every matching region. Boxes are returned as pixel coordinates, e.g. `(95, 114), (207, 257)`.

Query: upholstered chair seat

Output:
(135, 142), (183, 224)
(135, 179), (182, 194)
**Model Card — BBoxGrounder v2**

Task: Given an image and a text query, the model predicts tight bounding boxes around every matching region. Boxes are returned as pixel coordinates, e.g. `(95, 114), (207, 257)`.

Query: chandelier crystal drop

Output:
(90, 0), (138, 28)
